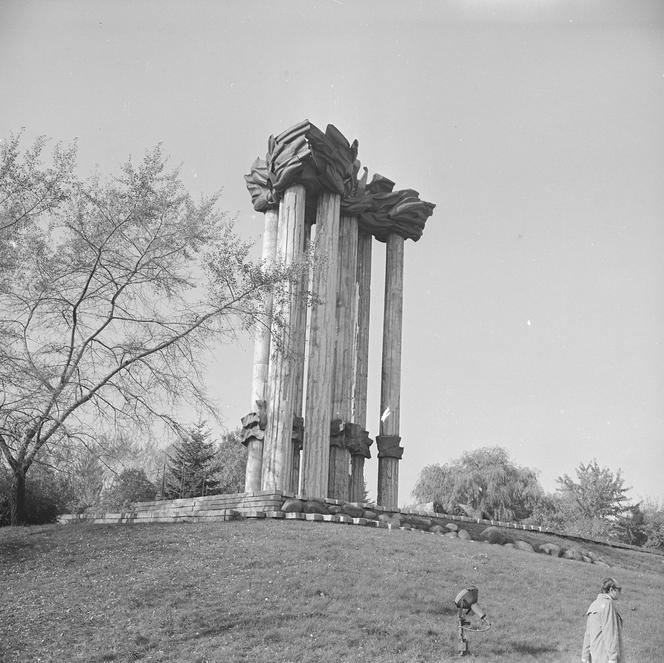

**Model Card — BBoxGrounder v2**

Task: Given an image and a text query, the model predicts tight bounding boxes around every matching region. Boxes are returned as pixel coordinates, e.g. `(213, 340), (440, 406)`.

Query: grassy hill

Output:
(1, 519), (663, 662)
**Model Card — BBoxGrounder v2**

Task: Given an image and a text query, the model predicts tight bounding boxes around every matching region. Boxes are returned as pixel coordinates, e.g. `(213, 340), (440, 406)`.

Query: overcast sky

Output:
(2, 0), (663, 505)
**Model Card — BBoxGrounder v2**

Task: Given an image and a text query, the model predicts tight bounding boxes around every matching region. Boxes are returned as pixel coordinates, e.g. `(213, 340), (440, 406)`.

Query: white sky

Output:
(1, 0), (663, 505)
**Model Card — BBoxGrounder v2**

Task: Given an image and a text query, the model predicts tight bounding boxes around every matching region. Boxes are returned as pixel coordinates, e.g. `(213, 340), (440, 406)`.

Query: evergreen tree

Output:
(165, 423), (219, 498)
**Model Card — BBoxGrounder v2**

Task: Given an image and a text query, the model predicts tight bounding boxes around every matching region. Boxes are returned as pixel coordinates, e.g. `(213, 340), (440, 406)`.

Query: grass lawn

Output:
(1, 519), (663, 662)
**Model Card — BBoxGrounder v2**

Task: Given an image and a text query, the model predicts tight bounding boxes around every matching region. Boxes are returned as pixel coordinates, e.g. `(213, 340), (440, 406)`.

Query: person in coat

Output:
(581, 577), (624, 663)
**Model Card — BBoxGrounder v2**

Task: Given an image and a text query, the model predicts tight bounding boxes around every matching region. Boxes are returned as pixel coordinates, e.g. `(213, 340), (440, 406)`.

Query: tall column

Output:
(243, 207), (279, 492)
(302, 192), (340, 498)
(329, 214), (358, 501)
(348, 229), (373, 502)
(377, 233), (405, 508)
(290, 222), (312, 495)
(262, 185), (306, 492)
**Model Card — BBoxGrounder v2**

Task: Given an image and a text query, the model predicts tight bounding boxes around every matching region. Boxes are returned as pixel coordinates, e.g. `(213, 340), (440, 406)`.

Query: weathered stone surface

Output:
(266, 121), (357, 196)
(281, 498), (304, 513)
(538, 543), (562, 557)
(404, 516), (433, 530)
(244, 158), (278, 212)
(503, 542), (516, 549)
(240, 403), (268, 445)
(246, 121), (360, 224)
(411, 502), (436, 513)
(345, 425), (372, 459)
(458, 529), (472, 541)
(480, 526), (509, 545)
(303, 501), (330, 515)
(327, 505), (342, 515)
(445, 531), (459, 538)
(376, 435), (404, 460)
(378, 513), (402, 528)
(562, 548), (585, 562)
(445, 523), (458, 532)
(430, 525), (446, 534)
(582, 555), (594, 564)
(344, 174), (435, 242)
(595, 560), (611, 568)
(514, 540), (535, 553)
(363, 509), (377, 520)
(341, 503), (365, 518)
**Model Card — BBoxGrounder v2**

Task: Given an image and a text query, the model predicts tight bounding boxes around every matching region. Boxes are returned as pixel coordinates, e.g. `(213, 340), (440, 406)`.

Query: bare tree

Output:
(0, 136), (295, 524)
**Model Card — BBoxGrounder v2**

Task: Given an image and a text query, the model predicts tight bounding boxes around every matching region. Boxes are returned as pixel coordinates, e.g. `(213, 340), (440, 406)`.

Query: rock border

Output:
(57, 492), (626, 567)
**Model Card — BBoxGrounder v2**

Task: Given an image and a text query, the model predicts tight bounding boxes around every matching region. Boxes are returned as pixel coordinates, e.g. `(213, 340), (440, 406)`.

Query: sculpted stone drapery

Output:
(244, 158), (279, 212)
(344, 423), (372, 460)
(354, 175), (435, 242)
(240, 400), (268, 445)
(246, 121), (435, 243)
(245, 120), (359, 214)
(243, 119), (435, 506)
(266, 120), (358, 196)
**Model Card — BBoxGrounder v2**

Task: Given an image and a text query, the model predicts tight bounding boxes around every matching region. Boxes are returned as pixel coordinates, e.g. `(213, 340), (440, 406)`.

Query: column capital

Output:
(344, 423), (373, 459)
(240, 400), (267, 446)
(245, 120), (358, 207)
(376, 435), (404, 460)
(344, 172), (435, 242)
(244, 157), (280, 212)
(329, 418), (345, 448)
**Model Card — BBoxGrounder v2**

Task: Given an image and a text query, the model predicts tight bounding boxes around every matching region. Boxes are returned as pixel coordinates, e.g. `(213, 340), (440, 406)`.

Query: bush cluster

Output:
(1, 426), (247, 526)
(0, 466), (62, 527)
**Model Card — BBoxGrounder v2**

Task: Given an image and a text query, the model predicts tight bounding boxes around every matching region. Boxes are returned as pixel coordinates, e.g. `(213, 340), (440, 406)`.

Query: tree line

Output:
(0, 132), (301, 525)
(0, 422), (247, 525)
(411, 446), (664, 550)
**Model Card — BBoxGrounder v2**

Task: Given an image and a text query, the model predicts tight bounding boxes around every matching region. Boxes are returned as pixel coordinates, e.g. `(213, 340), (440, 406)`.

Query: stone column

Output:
(377, 233), (405, 508)
(346, 424), (372, 502)
(302, 192), (340, 499)
(261, 184), (306, 492)
(243, 207), (278, 492)
(349, 229), (373, 502)
(328, 214), (358, 501)
(290, 221), (312, 495)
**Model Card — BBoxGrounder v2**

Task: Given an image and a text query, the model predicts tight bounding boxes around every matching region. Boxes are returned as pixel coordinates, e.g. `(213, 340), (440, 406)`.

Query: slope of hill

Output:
(1, 519), (662, 662)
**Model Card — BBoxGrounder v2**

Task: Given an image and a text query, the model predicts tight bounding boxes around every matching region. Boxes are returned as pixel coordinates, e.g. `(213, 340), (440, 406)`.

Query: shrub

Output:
(102, 468), (157, 510)
(0, 465), (64, 526)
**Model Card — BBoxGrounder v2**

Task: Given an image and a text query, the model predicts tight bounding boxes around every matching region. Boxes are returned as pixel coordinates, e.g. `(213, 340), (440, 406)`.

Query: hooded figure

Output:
(581, 577), (624, 663)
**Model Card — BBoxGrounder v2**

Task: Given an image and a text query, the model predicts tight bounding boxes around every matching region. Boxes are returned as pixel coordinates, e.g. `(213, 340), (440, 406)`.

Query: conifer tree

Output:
(165, 423), (219, 498)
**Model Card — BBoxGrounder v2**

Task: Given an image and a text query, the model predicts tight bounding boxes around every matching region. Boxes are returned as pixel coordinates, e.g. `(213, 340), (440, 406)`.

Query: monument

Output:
(241, 120), (434, 509)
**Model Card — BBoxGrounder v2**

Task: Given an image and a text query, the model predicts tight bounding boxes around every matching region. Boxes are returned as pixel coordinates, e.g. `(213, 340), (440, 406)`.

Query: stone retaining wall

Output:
(58, 490), (285, 525)
(58, 491), (654, 565)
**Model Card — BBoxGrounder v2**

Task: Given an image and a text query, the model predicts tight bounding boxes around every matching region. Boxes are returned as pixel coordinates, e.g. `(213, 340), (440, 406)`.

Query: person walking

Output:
(581, 577), (624, 663)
